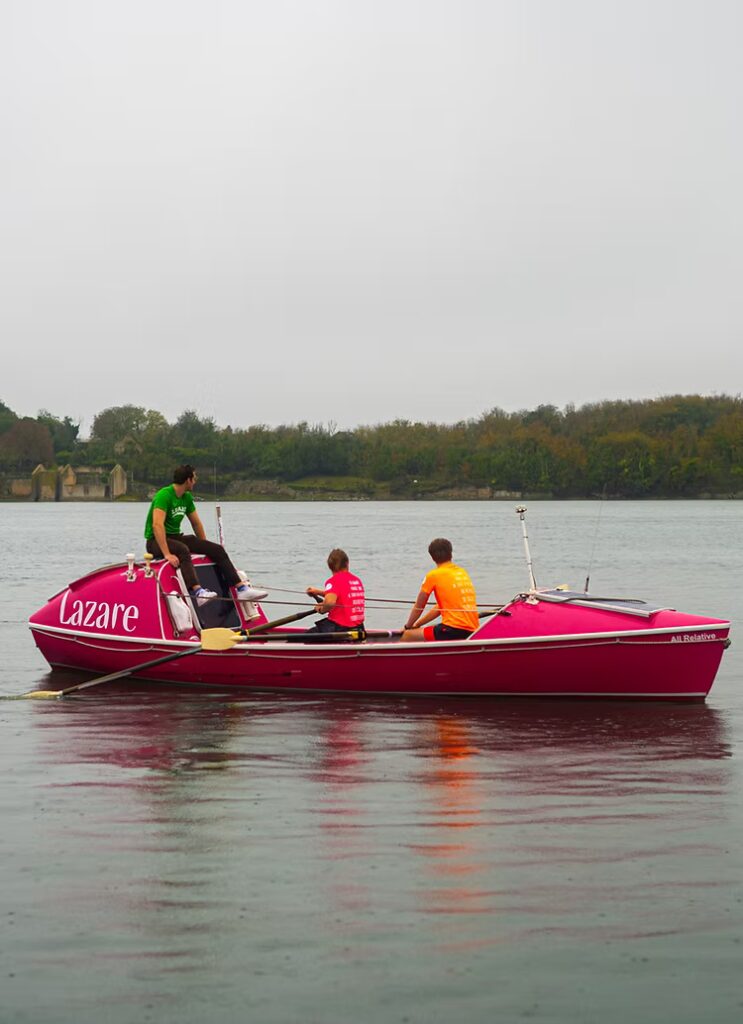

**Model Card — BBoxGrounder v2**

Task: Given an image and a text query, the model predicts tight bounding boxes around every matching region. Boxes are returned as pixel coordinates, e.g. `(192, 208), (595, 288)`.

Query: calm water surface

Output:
(1, 502), (742, 1023)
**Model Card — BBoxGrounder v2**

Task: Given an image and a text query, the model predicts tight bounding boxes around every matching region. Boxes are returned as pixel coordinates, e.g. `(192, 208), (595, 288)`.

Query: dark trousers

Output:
(307, 618), (365, 635)
(146, 535), (240, 592)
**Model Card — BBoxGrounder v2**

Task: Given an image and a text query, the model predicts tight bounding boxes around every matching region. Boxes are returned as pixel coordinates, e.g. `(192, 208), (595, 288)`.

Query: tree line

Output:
(1, 394), (742, 498)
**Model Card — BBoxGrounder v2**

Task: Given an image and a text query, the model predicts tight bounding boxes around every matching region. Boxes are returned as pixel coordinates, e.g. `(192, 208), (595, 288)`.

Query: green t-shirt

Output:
(144, 485), (196, 539)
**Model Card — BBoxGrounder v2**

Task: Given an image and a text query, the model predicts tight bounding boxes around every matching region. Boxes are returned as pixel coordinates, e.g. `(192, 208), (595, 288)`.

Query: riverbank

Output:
(3, 469), (743, 502)
(2, 488), (742, 502)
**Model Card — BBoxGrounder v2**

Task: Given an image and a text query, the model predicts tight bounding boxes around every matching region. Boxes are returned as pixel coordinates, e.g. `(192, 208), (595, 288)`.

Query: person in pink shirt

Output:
(306, 549), (365, 635)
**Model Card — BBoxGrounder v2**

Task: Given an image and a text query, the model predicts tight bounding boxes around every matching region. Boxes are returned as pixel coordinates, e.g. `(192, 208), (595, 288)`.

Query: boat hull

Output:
(29, 624), (728, 700)
(28, 559), (730, 700)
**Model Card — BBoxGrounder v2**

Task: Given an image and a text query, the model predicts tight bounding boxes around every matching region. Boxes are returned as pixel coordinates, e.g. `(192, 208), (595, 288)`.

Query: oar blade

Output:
(6, 689), (63, 701)
(199, 627), (245, 651)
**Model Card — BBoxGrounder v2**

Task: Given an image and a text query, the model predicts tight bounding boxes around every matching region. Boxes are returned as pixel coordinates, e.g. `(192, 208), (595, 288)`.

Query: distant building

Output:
(0, 464), (128, 500)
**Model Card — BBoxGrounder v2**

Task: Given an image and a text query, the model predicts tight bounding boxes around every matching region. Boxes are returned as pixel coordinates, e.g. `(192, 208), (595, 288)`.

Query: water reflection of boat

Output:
(28, 554), (731, 700)
(406, 697), (732, 763)
(33, 690), (731, 772)
(24, 691), (734, 984)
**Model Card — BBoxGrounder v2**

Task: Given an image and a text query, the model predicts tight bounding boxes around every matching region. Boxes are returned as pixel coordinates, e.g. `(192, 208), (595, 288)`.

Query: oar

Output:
(239, 628), (368, 643)
(243, 607), (318, 634)
(12, 608), (320, 701)
(242, 628), (401, 642)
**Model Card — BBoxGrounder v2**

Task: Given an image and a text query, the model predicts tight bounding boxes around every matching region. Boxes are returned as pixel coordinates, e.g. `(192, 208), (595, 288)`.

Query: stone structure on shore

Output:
(1, 464), (127, 500)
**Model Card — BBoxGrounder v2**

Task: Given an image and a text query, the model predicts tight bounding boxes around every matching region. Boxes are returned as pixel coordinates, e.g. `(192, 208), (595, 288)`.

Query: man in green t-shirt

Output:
(144, 464), (266, 606)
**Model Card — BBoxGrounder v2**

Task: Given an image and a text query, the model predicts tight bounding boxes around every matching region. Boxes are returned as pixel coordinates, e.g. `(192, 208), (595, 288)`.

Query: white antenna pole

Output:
(515, 506), (537, 591)
(216, 504), (224, 546)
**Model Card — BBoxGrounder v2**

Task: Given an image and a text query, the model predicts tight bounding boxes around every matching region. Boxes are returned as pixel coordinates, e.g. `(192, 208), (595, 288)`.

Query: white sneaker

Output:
(235, 583), (268, 602)
(193, 587), (218, 606)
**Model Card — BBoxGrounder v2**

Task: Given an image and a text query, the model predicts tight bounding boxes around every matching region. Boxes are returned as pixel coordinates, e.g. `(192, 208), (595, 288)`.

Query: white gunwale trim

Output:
(29, 624), (197, 649)
(29, 619), (730, 653)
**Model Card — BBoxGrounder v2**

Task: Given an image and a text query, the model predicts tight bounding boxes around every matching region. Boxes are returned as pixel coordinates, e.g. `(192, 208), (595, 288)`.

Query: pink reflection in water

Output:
(24, 691), (734, 962)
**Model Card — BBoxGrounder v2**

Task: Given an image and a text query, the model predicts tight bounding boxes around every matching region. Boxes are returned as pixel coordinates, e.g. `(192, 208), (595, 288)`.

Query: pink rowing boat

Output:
(28, 551), (730, 701)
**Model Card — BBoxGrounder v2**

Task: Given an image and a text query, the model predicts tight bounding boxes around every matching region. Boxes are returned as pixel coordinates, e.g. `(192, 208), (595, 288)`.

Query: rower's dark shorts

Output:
(307, 618), (365, 635)
(423, 623), (473, 642)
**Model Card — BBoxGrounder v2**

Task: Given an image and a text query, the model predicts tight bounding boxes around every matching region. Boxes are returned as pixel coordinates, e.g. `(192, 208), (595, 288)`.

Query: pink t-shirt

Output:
(325, 570), (365, 627)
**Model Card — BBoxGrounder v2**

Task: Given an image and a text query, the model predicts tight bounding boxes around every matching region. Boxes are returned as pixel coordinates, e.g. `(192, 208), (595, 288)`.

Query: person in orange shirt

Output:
(400, 538), (479, 642)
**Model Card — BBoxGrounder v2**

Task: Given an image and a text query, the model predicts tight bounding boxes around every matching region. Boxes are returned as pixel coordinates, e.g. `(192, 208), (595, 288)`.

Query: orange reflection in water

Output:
(414, 716), (492, 918)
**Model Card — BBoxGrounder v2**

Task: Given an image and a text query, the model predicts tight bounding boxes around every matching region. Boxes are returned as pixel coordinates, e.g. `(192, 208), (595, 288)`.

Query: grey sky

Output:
(2, 0), (741, 436)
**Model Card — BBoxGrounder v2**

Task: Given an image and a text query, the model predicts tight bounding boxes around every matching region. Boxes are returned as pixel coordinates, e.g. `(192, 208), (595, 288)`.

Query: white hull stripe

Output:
(30, 620), (730, 653)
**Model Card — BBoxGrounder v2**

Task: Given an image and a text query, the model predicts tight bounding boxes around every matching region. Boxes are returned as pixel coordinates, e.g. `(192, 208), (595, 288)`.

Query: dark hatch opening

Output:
(193, 563), (241, 630)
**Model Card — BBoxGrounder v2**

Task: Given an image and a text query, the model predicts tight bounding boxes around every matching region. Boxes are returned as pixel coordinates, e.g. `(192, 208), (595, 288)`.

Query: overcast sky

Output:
(2, 0), (741, 435)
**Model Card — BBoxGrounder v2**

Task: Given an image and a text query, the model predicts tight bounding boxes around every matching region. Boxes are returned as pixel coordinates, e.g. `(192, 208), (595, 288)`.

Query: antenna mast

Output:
(515, 506), (537, 592)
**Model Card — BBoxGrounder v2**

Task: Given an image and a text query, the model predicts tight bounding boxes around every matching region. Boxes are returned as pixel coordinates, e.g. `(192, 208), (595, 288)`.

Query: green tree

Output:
(37, 410), (80, 456)
(174, 410), (218, 451)
(0, 399), (17, 435)
(587, 432), (663, 496)
(0, 418), (54, 469)
(90, 405), (150, 446)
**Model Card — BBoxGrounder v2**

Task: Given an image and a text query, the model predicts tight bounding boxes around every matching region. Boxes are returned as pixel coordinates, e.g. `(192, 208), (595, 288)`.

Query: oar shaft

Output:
(245, 630), (366, 643)
(245, 608), (318, 635)
(57, 646), (199, 696)
(18, 607), (324, 700)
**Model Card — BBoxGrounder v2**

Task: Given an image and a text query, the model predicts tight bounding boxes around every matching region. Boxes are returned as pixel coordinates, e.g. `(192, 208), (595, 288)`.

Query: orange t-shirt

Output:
(420, 562), (479, 632)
